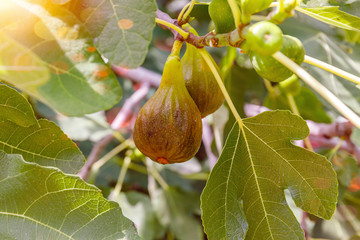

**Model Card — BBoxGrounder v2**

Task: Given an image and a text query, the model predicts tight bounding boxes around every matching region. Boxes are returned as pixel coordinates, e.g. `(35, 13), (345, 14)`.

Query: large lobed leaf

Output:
(70, 0), (157, 68)
(0, 85), (84, 174)
(201, 111), (338, 240)
(0, 0), (122, 116)
(0, 151), (140, 240)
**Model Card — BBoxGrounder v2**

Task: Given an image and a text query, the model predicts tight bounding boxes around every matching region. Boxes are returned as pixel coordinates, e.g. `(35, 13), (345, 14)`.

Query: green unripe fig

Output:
(133, 55), (203, 164)
(245, 21), (283, 56)
(279, 74), (301, 96)
(209, 0), (236, 34)
(181, 44), (224, 118)
(240, 0), (273, 16)
(250, 35), (305, 82)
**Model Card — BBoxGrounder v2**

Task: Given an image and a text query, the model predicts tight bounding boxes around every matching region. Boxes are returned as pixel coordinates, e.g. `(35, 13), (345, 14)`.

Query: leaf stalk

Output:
(273, 51), (360, 129)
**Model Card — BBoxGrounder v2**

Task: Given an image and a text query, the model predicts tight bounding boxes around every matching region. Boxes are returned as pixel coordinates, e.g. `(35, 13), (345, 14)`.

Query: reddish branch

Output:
(156, 9), (245, 48)
(111, 82), (151, 130)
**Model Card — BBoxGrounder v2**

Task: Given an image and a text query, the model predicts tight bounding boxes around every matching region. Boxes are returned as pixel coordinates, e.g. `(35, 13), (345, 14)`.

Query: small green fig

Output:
(240, 0), (273, 15)
(181, 43), (224, 118)
(133, 55), (202, 164)
(245, 21), (283, 56)
(208, 0), (236, 34)
(250, 35), (305, 82)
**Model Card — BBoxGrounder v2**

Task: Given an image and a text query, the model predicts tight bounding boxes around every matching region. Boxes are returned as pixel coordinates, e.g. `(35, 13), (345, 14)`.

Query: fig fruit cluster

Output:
(245, 21), (305, 83)
(250, 34), (305, 82)
(133, 44), (224, 164)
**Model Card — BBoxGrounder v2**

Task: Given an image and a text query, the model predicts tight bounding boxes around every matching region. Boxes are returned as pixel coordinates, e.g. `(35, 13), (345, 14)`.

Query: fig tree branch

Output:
(111, 82), (150, 130)
(155, 9), (245, 48)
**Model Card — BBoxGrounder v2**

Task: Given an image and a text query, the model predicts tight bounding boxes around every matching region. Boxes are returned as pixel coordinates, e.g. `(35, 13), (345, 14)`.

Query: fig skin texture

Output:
(240, 0), (273, 16)
(133, 55), (203, 164)
(245, 21), (283, 56)
(181, 44), (224, 118)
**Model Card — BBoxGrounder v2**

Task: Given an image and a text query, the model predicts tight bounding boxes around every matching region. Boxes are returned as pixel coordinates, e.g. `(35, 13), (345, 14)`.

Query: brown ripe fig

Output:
(133, 54), (203, 164)
(181, 43), (224, 118)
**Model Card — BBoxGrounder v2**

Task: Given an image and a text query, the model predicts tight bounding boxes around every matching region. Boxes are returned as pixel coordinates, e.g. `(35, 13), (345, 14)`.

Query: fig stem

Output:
(198, 48), (244, 128)
(263, 79), (277, 97)
(110, 155), (132, 200)
(304, 55), (360, 85)
(91, 139), (132, 175)
(177, 0), (195, 25)
(155, 18), (189, 39)
(279, 0), (285, 12)
(273, 51), (360, 129)
(286, 92), (314, 151)
(227, 0), (241, 27)
(171, 40), (184, 57)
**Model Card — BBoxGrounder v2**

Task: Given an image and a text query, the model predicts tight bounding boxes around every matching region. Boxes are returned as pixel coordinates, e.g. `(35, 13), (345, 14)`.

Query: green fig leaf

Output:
(0, 85), (85, 174)
(0, 0), (122, 116)
(0, 85), (37, 127)
(297, 6), (360, 32)
(201, 111), (338, 240)
(0, 151), (140, 240)
(70, 0), (157, 68)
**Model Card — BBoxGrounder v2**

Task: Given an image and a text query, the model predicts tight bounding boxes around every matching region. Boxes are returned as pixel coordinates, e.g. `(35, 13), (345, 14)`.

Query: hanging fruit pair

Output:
(133, 39), (224, 164)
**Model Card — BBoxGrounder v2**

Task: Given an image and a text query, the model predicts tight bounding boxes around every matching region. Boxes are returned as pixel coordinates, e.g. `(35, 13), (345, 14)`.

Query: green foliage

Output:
(117, 191), (165, 240)
(0, 151), (140, 240)
(0, 85), (85, 174)
(151, 186), (203, 240)
(0, 1), (122, 116)
(201, 111), (338, 240)
(2, 0), (360, 239)
(282, 17), (360, 115)
(298, 6), (360, 32)
(0, 85), (37, 127)
(68, 0), (157, 68)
